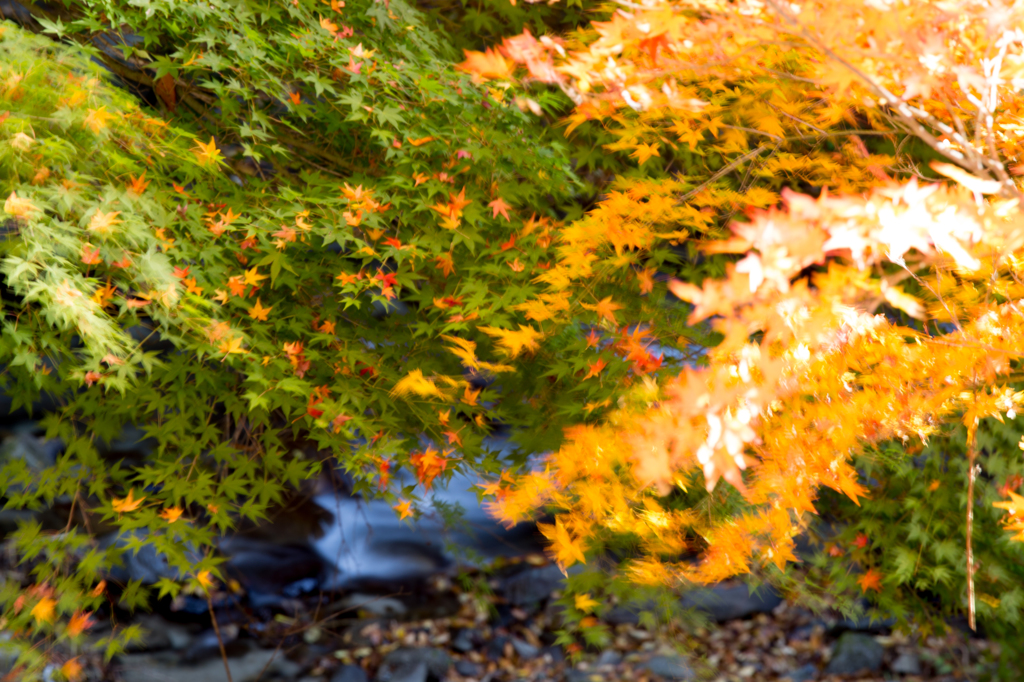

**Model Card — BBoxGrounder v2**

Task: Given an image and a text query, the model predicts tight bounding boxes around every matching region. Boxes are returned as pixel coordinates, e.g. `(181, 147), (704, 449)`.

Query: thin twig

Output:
(966, 412), (978, 632)
(680, 145), (769, 203)
(207, 593), (235, 682)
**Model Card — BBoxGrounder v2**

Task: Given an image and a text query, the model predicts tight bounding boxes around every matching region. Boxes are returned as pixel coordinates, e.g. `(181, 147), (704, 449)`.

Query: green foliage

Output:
(803, 415), (1024, 660)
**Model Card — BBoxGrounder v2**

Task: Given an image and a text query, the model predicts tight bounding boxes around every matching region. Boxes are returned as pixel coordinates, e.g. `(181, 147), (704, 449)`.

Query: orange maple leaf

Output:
(479, 324), (545, 357)
(582, 296), (623, 324)
(410, 446), (449, 490)
(67, 611), (95, 638)
(584, 359), (607, 379)
(394, 500), (414, 520)
(60, 659), (84, 682)
(160, 507), (184, 524)
(31, 597), (56, 624)
(538, 517), (586, 571)
(407, 136), (435, 147)
(857, 568), (884, 593)
(457, 48), (514, 82)
(488, 197), (512, 221)
(248, 298), (272, 321)
(80, 243), (102, 265)
(111, 489), (145, 513)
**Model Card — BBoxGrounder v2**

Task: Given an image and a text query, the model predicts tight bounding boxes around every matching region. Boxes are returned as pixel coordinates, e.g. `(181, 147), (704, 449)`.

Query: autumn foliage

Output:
(5, 0), (1024, 675)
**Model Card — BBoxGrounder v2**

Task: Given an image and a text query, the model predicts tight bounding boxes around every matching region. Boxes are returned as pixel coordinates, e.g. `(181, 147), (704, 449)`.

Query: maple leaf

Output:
(248, 298), (272, 321)
(243, 266), (268, 287)
(407, 136), (435, 146)
(637, 268), (656, 294)
(582, 296), (623, 324)
(160, 507), (184, 524)
(30, 597), (55, 624)
(394, 500), (415, 520)
(80, 243), (102, 265)
(5, 191), (37, 218)
(192, 137), (223, 166)
(218, 336), (246, 357)
(584, 359), (607, 379)
(443, 429), (463, 446)
(630, 142), (661, 165)
(61, 659), (84, 682)
(574, 593), (600, 613)
(857, 568), (884, 593)
(410, 446), (449, 489)
(538, 517), (586, 571)
(112, 489), (145, 513)
(126, 172), (149, 196)
(83, 107), (113, 133)
(488, 197), (512, 221)
(67, 611), (95, 638)
(319, 15), (339, 32)
(457, 48), (514, 82)
(479, 324), (545, 357)
(391, 369), (451, 400)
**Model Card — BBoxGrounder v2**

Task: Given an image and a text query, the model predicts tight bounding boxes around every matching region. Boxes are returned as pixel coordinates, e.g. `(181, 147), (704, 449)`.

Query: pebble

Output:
(891, 651), (922, 675)
(511, 637), (540, 660)
(638, 654), (695, 680)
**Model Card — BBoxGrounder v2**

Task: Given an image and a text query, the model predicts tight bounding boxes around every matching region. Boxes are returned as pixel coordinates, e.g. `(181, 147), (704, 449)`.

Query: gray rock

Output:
(602, 606), (641, 626)
(376, 648), (450, 682)
(780, 663), (818, 682)
(123, 615), (185, 653)
(98, 530), (200, 585)
(503, 564), (584, 607)
(679, 582), (783, 622)
(119, 647), (297, 682)
(890, 651), (922, 675)
(595, 651), (622, 667)
(332, 664), (368, 682)
(335, 593), (407, 618)
(379, 662), (427, 682)
(450, 629), (475, 653)
(511, 638), (540, 660)
(453, 660), (482, 677)
(824, 632), (884, 675)
(638, 654), (695, 680)
(565, 670), (604, 682)
(180, 626), (239, 664)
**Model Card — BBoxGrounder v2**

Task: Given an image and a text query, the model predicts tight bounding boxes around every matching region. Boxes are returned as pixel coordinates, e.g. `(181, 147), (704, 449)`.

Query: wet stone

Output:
(780, 663), (818, 682)
(679, 582), (783, 623)
(596, 650), (622, 667)
(891, 651), (922, 675)
(450, 628), (476, 653)
(331, 664), (369, 682)
(638, 654), (696, 680)
(824, 632), (884, 676)
(376, 647), (451, 682)
(512, 637), (540, 660)
(454, 660), (483, 677)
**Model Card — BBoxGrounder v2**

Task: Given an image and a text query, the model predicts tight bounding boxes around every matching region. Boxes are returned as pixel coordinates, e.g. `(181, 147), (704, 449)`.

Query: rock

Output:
(450, 628), (476, 653)
(123, 615), (191, 653)
(565, 670), (604, 682)
(827, 615), (895, 635)
(595, 651), (622, 667)
(511, 637), (540, 660)
(376, 647), (451, 682)
(332, 664), (369, 682)
(890, 651), (922, 675)
(179, 626), (240, 664)
(453, 660), (482, 677)
(378, 662), (427, 682)
(679, 582), (783, 622)
(780, 663), (818, 682)
(98, 530), (200, 585)
(220, 537), (325, 598)
(119, 647), (298, 682)
(335, 593), (407, 618)
(502, 563), (584, 607)
(638, 654), (695, 680)
(824, 632), (884, 676)
(486, 636), (511, 661)
(603, 605), (641, 626)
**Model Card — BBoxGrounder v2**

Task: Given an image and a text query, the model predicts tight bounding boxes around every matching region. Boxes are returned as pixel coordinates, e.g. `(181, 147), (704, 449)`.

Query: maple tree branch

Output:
(966, 417), (978, 632)
(679, 144), (769, 203)
(762, 0), (1021, 200)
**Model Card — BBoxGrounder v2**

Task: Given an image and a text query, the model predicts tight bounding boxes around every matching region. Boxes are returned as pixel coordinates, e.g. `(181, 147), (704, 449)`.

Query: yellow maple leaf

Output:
(630, 142), (661, 165)
(83, 107), (113, 133)
(479, 325), (545, 358)
(192, 137), (223, 166)
(538, 517), (586, 571)
(391, 369), (452, 401)
(87, 210), (121, 236)
(243, 266), (268, 287)
(111, 489), (145, 513)
(31, 597), (56, 624)
(248, 298), (272, 321)
(574, 593), (600, 612)
(218, 337), (246, 357)
(60, 658), (84, 682)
